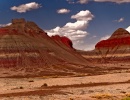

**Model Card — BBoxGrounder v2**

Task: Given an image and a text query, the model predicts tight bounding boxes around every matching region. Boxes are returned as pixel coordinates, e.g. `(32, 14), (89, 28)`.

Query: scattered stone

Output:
(41, 83), (48, 87)
(19, 86), (24, 89)
(28, 80), (34, 82)
(120, 91), (126, 94)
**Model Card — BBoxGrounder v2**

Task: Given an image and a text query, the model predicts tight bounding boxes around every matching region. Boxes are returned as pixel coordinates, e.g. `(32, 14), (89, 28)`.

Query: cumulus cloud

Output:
(64, 21), (88, 30)
(71, 10), (94, 21)
(46, 25), (89, 41)
(57, 8), (70, 14)
(46, 10), (94, 49)
(11, 2), (41, 13)
(94, 0), (130, 3)
(0, 23), (12, 27)
(115, 18), (124, 23)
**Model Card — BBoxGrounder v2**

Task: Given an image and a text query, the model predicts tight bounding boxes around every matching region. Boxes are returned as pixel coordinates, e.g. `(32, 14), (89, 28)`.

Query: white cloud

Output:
(0, 23), (12, 27)
(67, 0), (130, 4)
(118, 18), (124, 22)
(78, 0), (89, 4)
(11, 2), (41, 13)
(100, 35), (110, 40)
(115, 18), (124, 23)
(94, 0), (130, 3)
(46, 10), (94, 50)
(126, 26), (130, 33)
(46, 26), (89, 41)
(64, 21), (88, 30)
(57, 8), (70, 14)
(71, 10), (94, 21)
(66, 0), (88, 4)
(66, 0), (75, 4)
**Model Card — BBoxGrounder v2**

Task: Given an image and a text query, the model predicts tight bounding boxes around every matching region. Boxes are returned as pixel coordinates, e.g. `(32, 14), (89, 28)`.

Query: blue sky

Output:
(1, 0), (130, 50)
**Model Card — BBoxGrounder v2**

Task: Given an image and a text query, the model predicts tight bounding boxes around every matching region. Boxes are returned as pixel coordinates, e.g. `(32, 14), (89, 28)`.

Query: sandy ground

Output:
(0, 72), (130, 100)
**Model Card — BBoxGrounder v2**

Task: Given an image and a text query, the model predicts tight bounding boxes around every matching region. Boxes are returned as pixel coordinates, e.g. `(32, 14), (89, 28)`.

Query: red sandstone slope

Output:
(51, 35), (73, 49)
(95, 28), (130, 55)
(95, 28), (130, 48)
(0, 18), (89, 77)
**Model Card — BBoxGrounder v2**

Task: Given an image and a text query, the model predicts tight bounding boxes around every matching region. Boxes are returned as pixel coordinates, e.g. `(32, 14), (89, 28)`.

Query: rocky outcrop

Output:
(51, 35), (73, 49)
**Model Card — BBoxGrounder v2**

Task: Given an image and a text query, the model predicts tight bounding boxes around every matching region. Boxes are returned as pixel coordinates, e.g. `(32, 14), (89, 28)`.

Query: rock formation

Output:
(95, 28), (130, 48)
(79, 28), (130, 62)
(0, 18), (88, 77)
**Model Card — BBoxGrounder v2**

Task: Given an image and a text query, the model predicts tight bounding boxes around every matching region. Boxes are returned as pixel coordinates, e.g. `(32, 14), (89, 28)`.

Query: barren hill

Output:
(0, 18), (89, 77)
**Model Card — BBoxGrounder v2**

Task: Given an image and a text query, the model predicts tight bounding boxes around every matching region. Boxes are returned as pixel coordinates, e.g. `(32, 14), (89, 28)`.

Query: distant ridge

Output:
(79, 28), (130, 63)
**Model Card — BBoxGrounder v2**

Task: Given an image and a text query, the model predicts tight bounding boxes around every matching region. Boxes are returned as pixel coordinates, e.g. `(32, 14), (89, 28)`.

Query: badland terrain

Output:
(0, 18), (130, 100)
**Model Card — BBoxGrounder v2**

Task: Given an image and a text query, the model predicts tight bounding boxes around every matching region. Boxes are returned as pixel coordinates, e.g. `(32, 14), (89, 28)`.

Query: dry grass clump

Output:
(122, 97), (130, 100)
(91, 93), (112, 99)
(122, 93), (130, 100)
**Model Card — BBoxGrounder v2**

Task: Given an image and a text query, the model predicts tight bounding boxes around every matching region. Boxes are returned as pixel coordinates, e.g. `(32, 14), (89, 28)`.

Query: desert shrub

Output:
(28, 80), (34, 82)
(91, 93), (112, 99)
(126, 93), (130, 97)
(121, 91), (126, 94)
(88, 90), (94, 93)
(122, 97), (130, 100)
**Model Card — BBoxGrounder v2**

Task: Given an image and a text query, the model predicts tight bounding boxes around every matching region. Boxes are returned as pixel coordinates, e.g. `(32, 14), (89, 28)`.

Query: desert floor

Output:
(0, 67), (130, 100)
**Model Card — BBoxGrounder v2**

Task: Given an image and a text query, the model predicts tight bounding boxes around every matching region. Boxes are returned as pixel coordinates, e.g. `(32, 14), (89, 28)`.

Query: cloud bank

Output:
(94, 0), (130, 3)
(67, 0), (130, 4)
(46, 10), (94, 50)
(11, 2), (41, 13)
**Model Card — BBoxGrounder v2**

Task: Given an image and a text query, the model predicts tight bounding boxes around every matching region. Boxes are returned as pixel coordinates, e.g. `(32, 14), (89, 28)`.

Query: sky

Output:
(1, 0), (130, 51)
